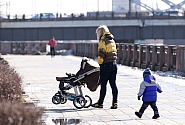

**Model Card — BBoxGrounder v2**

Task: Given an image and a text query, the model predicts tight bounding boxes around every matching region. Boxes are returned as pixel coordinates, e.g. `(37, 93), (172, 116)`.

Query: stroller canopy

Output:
(76, 57), (100, 91)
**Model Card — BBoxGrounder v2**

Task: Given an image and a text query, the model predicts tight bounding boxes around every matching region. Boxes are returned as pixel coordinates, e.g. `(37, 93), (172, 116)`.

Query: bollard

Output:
(176, 46), (185, 72)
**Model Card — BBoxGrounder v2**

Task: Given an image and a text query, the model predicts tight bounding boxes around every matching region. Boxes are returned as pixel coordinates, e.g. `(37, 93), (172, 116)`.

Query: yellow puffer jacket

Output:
(98, 32), (117, 64)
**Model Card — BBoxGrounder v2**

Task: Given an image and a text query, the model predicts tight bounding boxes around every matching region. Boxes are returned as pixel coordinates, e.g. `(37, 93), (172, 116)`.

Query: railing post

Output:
(87, 43), (90, 58)
(0, 41), (1, 58)
(176, 46), (185, 72)
(82, 43), (85, 56)
(138, 45), (143, 68)
(121, 44), (126, 65)
(125, 44), (131, 66)
(130, 44), (136, 67)
(134, 44), (140, 67)
(141, 45), (146, 69)
(151, 46), (157, 71)
(95, 43), (98, 58)
(91, 43), (95, 59)
(132, 44), (138, 67)
(74, 43), (77, 56)
(167, 46), (172, 70)
(141, 45), (150, 69)
(155, 46), (165, 71)
(116, 43), (122, 64)
(146, 45), (150, 68)
(163, 45), (174, 71)
(80, 43), (83, 56)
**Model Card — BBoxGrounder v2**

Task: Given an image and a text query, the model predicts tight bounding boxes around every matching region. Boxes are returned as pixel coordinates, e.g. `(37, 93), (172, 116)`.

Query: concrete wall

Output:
(1, 19), (185, 41)
(164, 39), (185, 45)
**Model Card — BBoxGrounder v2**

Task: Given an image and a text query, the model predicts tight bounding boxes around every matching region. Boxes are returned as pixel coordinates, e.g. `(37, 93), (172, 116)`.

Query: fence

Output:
(0, 42), (185, 73)
(2, 11), (185, 22)
(75, 43), (185, 73)
(0, 41), (46, 55)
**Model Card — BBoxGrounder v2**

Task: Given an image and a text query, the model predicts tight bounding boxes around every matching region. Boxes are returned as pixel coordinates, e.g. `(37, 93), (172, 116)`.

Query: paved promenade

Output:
(3, 55), (185, 125)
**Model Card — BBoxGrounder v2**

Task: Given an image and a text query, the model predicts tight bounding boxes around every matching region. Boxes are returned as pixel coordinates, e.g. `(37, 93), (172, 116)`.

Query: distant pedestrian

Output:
(135, 68), (162, 119)
(48, 36), (57, 57)
(91, 25), (118, 109)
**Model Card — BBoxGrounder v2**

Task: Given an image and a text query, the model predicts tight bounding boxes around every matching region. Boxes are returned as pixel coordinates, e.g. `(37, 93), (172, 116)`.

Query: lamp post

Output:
(97, 0), (99, 12)
(129, 0), (131, 18)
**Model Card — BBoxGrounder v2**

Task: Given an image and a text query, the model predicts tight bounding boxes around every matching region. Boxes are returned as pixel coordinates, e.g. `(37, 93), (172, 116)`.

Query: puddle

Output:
(45, 118), (82, 125)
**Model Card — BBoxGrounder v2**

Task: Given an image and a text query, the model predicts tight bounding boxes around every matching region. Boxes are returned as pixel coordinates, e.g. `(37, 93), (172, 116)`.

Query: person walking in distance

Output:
(48, 36), (57, 57)
(91, 25), (118, 109)
(135, 68), (162, 119)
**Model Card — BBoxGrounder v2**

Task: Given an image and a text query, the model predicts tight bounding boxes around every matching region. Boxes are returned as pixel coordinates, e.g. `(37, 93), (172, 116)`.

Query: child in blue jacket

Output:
(135, 68), (162, 119)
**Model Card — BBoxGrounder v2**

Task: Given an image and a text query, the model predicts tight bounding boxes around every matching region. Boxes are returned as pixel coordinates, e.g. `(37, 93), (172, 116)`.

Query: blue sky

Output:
(0, 0), (184, 17)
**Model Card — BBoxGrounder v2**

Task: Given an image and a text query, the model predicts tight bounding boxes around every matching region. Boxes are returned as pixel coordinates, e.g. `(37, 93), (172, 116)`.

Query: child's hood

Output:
(144, 75), (156, 84)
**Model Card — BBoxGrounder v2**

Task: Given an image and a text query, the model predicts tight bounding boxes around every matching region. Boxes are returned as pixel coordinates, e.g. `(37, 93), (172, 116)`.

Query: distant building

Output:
(112, 0), (141, 12)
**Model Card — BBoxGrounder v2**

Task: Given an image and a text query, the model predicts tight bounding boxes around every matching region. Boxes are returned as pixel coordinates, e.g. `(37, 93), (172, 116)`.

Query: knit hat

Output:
(143, 68), (151, 78)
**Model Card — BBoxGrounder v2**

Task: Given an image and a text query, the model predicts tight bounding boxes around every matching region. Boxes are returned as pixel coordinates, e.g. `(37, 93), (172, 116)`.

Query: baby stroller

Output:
(52, 57), (100, 109)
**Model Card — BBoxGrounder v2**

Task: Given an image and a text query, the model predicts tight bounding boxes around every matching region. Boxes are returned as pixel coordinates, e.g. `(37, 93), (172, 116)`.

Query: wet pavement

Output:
(3, 55), (185, 125)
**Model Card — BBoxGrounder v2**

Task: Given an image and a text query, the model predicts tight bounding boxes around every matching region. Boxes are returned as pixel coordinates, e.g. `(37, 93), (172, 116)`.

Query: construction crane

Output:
(132, 0), (163, 13)
(161, 0), (185, 10)
(132, 0), (184, 16)
(161, 0), (175, 7)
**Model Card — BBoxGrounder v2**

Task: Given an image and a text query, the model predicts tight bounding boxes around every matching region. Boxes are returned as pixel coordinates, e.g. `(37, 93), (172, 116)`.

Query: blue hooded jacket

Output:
(137, 75), (162, 102)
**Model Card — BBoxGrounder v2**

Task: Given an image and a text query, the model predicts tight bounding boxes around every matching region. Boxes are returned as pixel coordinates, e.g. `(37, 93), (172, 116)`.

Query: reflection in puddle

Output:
(52, 118), (82, 125)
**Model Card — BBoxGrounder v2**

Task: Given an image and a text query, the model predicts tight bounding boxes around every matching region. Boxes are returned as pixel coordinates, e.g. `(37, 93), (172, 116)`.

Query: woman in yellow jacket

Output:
(92, 25), (118, 109)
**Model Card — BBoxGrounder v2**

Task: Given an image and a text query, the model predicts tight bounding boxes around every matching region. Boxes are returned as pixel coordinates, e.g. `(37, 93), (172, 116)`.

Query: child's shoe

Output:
(91, 103), (103, 108)
(110, 103), (117, 109)
(135, 112), (142, 118)
(152, 114), (160, 119)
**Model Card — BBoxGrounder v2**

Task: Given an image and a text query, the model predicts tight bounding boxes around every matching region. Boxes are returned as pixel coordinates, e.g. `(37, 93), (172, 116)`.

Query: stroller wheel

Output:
(84, 95), (92, 108)
(73, 96), (86, 109)
(60, 97), (67, 104)
(52, 95), (61, 104)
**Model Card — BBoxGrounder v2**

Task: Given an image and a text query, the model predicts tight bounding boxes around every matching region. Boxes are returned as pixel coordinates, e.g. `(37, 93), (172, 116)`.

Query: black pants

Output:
(139, 101), (159, 115)
(50, 47), (55, 56)
(98, 62), (118, 105)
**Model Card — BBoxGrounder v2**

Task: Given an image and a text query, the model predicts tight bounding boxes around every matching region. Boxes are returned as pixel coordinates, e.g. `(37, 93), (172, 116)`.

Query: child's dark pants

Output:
(139, 101), (159, 115)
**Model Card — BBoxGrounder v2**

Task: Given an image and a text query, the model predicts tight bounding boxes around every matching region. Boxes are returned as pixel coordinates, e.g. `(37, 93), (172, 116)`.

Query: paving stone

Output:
(3, 55), (185, 125)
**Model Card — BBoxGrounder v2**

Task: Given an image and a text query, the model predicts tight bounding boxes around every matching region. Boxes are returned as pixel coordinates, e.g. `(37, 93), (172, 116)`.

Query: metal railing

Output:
(1, 11), (185, 22)
(75, 43), (185, 73)
(0, 41), (185, 73)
